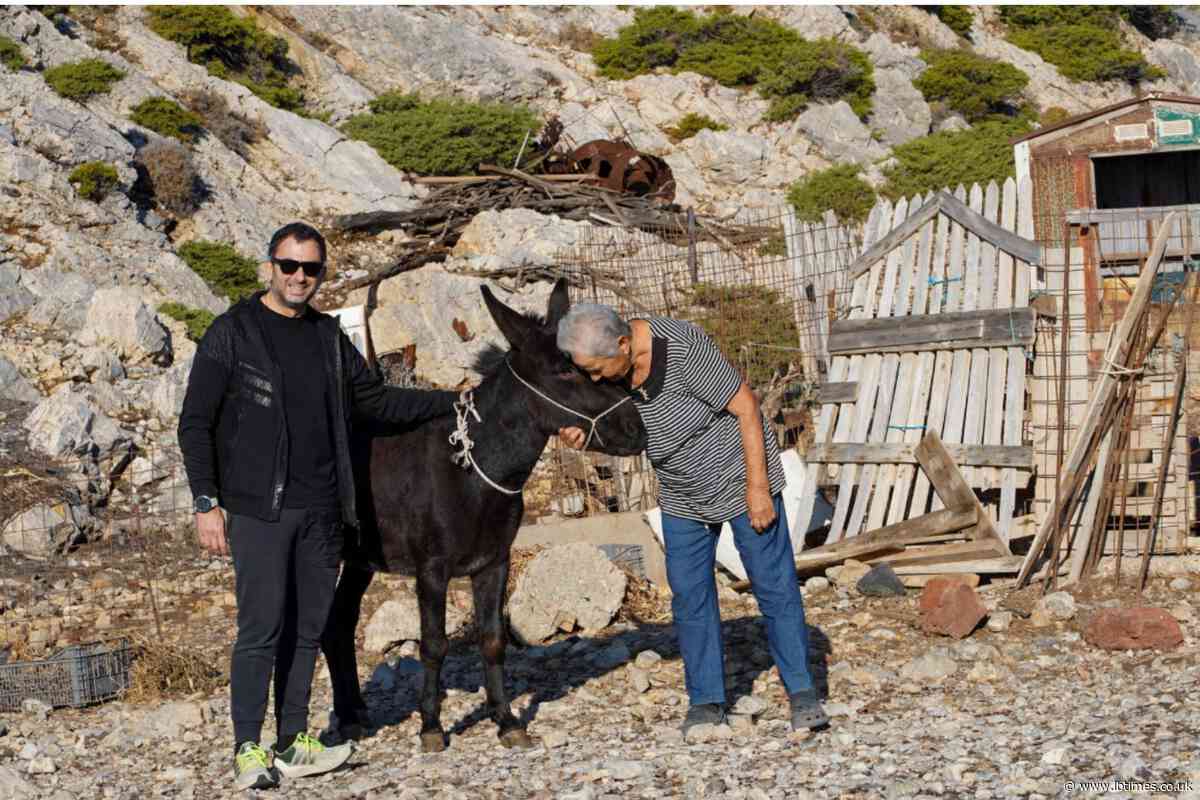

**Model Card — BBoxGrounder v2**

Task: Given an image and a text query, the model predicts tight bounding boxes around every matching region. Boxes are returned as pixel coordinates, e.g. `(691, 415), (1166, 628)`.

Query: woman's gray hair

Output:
(556, 303), (631, 358)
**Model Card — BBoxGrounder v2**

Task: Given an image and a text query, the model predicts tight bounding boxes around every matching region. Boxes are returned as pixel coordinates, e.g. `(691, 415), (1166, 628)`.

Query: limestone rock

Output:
(0, 355), (40, 404)
(1032, 591), (1077, 626)
(899, 650), (957, 683)
(348, 268), (552, 388)
(363, 596), (467, 654)
(508, 543), (627, 645)
(0, 265), (35, 324)
(78, 288), (169, 365)
(450, 209), (589, 274)
(870, 68), (932, 147)
(23, 383), (127, 457)
(792, 102), (888, 165)
(285, 6), (589, 103)
(1, 501), (84, 558)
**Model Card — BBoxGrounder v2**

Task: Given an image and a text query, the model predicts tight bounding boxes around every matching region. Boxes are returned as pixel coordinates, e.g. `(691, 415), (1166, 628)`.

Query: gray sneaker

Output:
(789, 692), (830, 731)
(680, 703), (726, 736)
(273, 733), (353, 779)
(233, 741), (279, 791)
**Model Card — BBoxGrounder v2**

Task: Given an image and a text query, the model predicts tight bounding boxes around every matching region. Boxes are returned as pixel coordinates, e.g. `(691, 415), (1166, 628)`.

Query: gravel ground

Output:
(1, 569), (1199, 800)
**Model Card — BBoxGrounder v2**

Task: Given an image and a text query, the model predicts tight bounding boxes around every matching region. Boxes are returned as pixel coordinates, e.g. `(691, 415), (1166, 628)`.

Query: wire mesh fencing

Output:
(0, 441), (228, 663)
(551, 205), (863, 518)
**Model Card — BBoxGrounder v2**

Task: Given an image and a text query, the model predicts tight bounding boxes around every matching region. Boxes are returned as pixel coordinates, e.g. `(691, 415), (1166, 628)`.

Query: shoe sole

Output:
(275, 746), (352, 779)
(234, 769), (279, 791)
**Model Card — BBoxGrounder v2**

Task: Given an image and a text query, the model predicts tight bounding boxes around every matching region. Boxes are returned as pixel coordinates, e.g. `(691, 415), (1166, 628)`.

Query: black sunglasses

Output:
(272, 257), (325, 278)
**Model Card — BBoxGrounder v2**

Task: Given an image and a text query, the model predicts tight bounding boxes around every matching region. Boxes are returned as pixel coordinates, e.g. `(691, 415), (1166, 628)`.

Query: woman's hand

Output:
(558, 426), (587, 450)
(747, 485), (776, 533)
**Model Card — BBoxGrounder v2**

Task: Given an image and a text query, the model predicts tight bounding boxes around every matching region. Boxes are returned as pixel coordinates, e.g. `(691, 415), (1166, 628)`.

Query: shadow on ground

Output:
(335, 617), (832, 744)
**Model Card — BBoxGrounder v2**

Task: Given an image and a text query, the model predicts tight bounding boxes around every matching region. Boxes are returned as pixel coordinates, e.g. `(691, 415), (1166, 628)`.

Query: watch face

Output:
(195, 497), (214, 512)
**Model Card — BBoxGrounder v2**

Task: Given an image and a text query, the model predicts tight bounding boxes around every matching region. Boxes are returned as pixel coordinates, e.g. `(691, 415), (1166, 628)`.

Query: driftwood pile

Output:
(330, 166), (770, 295)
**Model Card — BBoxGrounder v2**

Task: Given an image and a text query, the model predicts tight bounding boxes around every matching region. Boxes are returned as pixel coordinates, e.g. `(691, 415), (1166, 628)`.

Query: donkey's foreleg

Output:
(473, 559), (532, 748)
(416, 564), (451, 752)
(321, 564), (375, 739)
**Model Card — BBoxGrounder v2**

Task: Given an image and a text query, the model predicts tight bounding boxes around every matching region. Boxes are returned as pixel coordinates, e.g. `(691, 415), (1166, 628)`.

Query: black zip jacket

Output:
(177, 291), (457, 528)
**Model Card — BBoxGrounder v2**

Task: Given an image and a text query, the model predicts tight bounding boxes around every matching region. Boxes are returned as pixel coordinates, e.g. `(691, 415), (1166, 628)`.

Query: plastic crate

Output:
(0, 639), (133, 711)
(598, 543), (646, 578)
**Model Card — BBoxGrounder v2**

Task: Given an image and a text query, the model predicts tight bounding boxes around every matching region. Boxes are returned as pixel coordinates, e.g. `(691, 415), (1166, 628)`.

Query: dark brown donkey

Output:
(321, 279), (647, 751)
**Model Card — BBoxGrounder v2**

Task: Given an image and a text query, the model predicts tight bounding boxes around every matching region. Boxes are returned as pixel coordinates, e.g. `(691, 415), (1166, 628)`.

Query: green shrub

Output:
(158, 302), (216, 341)
(1122, 6), (1181, 40)
(914, 49), (1029, 122)
(130, 96), (204, 143)
(756, 229), (787, 257)
(43, 58), (125, 101)
(758, 39), (875, 121)
(1040, 106), (1072, 127)
(68, 161), (120, 201)
(664, 112), (727, 141)
(999, 6), (1165, 84)
(924, 6), (973, 38)
(0, 35), (25, 72)
(177, 241), (260, 302)
(135, 140), (203, 216)
(592, 8), (874, 121)
(688, 283), (800, 387)
(787, 164), (876, 225)
(341, 92), (541, 176)
(145, 6), (304, 112)
(881, 115), (1033, 200)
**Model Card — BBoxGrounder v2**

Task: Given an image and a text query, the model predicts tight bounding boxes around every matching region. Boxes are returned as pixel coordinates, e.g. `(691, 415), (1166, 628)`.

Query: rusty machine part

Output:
(568, 140), (675, 204)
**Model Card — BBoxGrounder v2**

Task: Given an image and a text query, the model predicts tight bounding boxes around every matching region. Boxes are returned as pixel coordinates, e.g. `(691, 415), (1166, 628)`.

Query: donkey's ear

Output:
(545, 278), (570, 328)
(481, 284), (530, 350)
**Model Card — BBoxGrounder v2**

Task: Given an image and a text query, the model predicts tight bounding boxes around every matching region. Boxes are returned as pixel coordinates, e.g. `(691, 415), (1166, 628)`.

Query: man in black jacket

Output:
(178, 222), (457, 791)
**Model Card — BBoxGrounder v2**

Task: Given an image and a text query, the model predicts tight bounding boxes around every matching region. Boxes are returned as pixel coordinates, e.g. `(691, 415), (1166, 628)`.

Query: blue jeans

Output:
(661, 493), (816, 706)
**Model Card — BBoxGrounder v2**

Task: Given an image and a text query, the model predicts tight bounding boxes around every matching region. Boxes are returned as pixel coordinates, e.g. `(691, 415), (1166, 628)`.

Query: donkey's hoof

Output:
(499, 728), (533, 749)
(420, 731), (447, 753)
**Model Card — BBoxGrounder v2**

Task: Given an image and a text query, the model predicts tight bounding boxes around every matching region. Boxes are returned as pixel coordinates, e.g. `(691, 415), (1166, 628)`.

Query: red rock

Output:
(919, 576), (979, 615)
(920, 583), (988, 639)
(1084, 607), (1184, 651)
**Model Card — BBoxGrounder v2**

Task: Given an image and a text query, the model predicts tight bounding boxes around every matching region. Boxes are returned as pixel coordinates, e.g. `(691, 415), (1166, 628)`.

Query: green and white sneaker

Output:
(233, 741), (279, 791)
(273, 732), (353, 779)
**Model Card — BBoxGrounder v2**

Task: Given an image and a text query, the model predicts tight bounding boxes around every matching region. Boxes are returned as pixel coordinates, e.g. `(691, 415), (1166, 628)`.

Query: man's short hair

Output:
(268, 222), (327, 264)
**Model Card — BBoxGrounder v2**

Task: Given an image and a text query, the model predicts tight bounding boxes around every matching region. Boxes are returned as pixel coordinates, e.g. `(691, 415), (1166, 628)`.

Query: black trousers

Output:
(228, 507), (343, 745)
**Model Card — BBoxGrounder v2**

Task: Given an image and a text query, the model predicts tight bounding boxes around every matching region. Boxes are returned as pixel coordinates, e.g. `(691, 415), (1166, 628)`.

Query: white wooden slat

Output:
(960, 183), (990, 493)
(845, 197), (911, 538)
(999, 176), (1027, 539)
(936, 185), (974, 511)
(823, 202), (888, 539)
(873, 194), (936, 532)
(887, 194), (939, 525)
(910, 210), (954, 517)
(982, 181), (1007, 501)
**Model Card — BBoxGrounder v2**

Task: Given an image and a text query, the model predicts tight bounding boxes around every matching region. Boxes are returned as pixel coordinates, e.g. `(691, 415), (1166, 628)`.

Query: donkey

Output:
(320, 279), (647, 752)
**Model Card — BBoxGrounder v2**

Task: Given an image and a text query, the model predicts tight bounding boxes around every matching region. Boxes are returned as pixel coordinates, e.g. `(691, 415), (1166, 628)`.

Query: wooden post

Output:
(687, 207), (698, 286)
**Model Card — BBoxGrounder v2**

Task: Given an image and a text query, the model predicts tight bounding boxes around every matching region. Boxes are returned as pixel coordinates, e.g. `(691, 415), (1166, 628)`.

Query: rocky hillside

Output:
(4, 4), (1200, 508)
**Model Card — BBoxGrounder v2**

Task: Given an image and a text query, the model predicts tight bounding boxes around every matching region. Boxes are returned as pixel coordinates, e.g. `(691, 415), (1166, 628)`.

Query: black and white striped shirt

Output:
(632, 317), (787, 523)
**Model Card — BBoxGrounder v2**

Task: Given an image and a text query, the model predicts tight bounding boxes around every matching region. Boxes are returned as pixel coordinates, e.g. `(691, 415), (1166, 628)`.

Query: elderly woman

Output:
(556, 304), (828, 734)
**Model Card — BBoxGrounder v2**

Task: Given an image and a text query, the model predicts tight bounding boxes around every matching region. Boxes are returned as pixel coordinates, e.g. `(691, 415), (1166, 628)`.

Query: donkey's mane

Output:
(470, 309), (548, 377)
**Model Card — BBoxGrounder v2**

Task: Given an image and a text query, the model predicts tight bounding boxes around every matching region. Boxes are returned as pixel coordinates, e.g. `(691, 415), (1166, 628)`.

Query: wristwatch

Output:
(193, 495), (219, 513)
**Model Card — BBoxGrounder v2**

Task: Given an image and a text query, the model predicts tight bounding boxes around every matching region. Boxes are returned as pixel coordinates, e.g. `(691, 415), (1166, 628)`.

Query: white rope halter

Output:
(447, 358), (634, 495)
